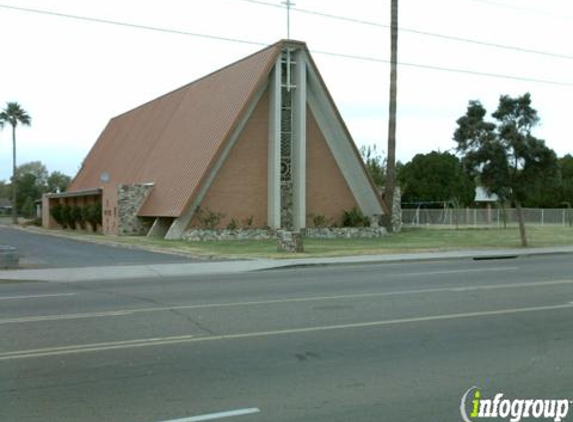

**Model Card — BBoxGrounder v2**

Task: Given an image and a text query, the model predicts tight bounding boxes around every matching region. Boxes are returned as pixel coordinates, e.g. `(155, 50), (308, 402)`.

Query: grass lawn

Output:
(22, 224), (573, 259)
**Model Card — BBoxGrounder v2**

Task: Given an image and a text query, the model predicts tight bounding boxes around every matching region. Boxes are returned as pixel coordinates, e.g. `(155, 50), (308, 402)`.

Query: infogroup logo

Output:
(460, 387), (571, 422)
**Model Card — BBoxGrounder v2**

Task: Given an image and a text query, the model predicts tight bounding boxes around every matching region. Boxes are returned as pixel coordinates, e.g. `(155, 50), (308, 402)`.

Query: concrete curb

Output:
(262, 247), (573, 270)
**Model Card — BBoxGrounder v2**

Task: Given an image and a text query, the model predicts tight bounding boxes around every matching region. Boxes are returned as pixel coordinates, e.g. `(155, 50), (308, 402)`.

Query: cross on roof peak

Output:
(281, 0), (296, 39)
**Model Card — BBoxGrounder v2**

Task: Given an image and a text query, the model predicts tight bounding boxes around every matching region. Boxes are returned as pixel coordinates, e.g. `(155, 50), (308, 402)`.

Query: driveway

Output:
(0, 225), (198, 268)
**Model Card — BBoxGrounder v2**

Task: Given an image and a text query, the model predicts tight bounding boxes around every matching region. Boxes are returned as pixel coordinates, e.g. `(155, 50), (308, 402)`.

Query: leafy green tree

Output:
(47, 171), (72, 193)
(522, 170), (562, 208)
(0, 180), (8, 200)
(14, 172), (43, 216)
(8, 162), (72, 218)
(12, 162), (47, 216)
(15, 161), (48, 187)
(360, 144), (386, 187)
(560, 154), (573, 205)
(454, 93), (558, 246)
(399, 151), (475, 206)
(22, 197), (36, 219)
(0, 102), (32, 223)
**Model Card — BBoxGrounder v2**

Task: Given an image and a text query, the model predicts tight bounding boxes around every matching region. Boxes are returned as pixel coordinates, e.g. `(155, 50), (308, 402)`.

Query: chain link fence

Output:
(402, 207), (573, 227)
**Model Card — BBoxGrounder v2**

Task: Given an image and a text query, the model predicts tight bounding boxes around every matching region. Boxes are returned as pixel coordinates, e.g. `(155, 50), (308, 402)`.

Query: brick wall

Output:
(305, 108), (359, 227)
(189, 92), (269, 229)
(102, 186), (118, 235)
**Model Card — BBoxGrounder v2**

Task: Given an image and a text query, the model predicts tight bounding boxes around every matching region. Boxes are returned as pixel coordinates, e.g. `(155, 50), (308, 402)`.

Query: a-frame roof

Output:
(69, 41), (283, 217)
(69, 39), (385, 218)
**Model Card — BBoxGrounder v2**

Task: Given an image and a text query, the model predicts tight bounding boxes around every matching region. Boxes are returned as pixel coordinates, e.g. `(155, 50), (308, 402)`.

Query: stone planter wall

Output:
(182, 227), (388, 241)
(182, 229), (274, 241)
(305, 227), (387, 239)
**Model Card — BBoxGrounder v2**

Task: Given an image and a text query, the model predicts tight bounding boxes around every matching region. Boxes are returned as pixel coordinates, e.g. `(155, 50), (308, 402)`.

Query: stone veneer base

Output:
(182, 227), (388, 242)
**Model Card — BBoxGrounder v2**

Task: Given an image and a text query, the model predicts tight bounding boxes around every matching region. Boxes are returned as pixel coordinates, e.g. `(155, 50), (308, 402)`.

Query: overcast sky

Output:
(0, 0), (572, 181)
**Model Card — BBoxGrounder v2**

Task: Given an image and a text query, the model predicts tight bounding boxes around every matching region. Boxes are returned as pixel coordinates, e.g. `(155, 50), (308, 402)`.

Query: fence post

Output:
(563, 209), (566, 226)
(541, 209), (544, 226)
(474, 208), (477, 227)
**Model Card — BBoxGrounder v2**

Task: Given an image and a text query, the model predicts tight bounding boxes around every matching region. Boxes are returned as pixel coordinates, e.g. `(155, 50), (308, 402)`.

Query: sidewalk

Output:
(2, 246), (573, 282)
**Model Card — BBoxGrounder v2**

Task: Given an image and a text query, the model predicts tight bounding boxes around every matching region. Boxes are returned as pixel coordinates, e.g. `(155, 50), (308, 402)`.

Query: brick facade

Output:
(189, 92), (270, 229)
(305, 108), (359, 227)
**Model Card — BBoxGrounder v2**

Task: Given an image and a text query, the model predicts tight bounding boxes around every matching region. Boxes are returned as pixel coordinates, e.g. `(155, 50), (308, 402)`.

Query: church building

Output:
(42, 40), (386, 239)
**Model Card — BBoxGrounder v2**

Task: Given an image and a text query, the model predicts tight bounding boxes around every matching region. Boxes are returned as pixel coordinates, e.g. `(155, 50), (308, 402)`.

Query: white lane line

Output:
(2, 302), (572, 361)
(155, 408), (260, 422)
(447, 279), (573, 292)
(399, 267), (519, 277)
(0, 293), (76, 301)
(0, 310), (135, 324)
(0, 334), (197, 358)
(1, 278), (572, 325)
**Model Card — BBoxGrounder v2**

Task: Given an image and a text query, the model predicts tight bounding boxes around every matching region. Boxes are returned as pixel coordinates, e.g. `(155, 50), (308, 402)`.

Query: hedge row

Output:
(50, 203), (102, 231)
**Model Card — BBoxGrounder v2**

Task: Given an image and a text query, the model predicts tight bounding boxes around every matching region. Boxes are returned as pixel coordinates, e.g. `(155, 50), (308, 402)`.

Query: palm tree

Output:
(384, 0), (398, 232)
(0, 102), (32, 224)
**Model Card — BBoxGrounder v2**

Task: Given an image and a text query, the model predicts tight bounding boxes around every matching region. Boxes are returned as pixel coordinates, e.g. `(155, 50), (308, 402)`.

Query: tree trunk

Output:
(11, 124), (18, 225)
(515, 200), (528, 247)
(384, 0), (398, 233)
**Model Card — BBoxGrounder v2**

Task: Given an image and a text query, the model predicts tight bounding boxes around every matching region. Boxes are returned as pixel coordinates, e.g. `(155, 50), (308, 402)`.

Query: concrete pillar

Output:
(147, 217), (174, 238)
(292, 50), (307, 230)
(267, 58), (282, 229)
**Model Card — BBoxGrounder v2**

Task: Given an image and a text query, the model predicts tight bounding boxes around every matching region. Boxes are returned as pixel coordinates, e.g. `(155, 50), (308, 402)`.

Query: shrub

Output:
(309, 213), (329, 228)
(81, 205), (91, 227)
(242, 215), (254, 229)
(196, 207), (224, 229)
(72, 206), (85, 229)
(50, 203), (64, 227)
(226, 218), (238, 230)
(66, 205), (78, 230)
(341, 207), (370, 227)
(61, 204), (73, 229)
(82, 203), (102, 232)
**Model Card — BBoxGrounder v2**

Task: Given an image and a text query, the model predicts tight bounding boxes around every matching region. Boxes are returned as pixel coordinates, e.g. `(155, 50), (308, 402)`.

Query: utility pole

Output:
(282, 0), (295, 39)
(385, 0), (398, 232)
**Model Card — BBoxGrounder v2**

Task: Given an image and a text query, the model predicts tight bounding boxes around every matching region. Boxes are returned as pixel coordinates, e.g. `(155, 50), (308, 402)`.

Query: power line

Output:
(234, 0), (573, 60)
(0, 3), (267, 48)
(456, 0), (573, 20)
(314, 49), (573, 87)
(0, 3), (572, 87)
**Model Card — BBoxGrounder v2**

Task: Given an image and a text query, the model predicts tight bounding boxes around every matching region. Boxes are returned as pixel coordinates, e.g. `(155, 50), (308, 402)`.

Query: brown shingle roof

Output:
(69, 41), (282, 217)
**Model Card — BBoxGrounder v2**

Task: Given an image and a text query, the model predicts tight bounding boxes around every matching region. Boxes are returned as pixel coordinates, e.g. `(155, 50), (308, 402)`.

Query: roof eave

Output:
(45, 188), (103, 199)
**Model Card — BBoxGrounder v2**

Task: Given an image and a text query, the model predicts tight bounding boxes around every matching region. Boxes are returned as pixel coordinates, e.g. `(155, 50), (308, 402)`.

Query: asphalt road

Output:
(1, 255), (573, 421)
(0, 226), (197, 268)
